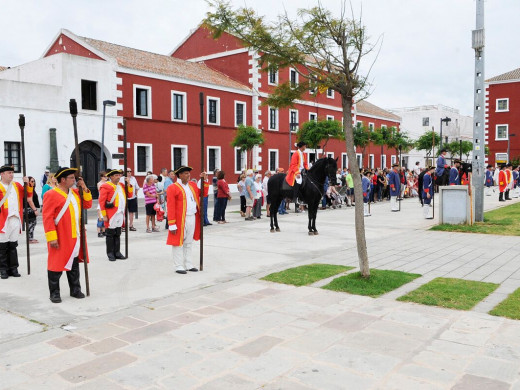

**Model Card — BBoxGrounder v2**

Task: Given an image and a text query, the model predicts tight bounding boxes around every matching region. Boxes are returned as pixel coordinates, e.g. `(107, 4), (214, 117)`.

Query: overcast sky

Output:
(1, 0), (518, 116)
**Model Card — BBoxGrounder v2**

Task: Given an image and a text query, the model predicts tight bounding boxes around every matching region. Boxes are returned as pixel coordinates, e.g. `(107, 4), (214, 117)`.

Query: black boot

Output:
(506, 190), (512, 200)
(105, 228), (116, 261)
(114, 227), (126, 259)
(66, 257), (85, 299)
(48, 271), (62, 303)
(499, 192), (505, 201)
(7, 241), (20, 277)
(0, 242), (9, 279)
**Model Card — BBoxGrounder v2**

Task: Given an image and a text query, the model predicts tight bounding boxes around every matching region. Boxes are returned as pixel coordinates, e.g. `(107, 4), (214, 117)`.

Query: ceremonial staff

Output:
(199, 92), (205, 271)
(123, 118), (129, 259)
(18, 114), (31, 275)
(398, 145), (402, 212)
(69, 99), (90, 296)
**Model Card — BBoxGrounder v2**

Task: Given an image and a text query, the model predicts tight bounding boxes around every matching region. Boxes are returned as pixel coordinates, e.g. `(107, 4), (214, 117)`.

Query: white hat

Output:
(246, 169), (253, 176)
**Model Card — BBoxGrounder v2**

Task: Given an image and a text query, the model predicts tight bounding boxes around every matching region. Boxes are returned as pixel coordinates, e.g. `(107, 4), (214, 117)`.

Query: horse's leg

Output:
(270, 199), (278, 232)
(311, 205), (318, 234)
(307, 205), (314, 235)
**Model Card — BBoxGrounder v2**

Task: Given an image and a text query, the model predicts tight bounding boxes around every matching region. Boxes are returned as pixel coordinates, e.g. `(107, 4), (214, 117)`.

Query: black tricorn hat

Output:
(296, 141), (307, 148)
(174, 166), (193, 176)
(392, 163), (399, 167)
(106, 169), (124, 177)
(453, 159), (462, 164)
(54, 167), (78, 180)
(0, 165), (15, 173)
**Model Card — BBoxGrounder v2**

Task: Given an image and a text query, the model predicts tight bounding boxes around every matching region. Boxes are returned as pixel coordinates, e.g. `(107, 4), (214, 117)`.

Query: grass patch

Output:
(430, 202), (520, 236)
(321, 269), (421, 298)
(261, 263), (352, 286)
(397, 277), (498, 310)
(489, 288), (520, 320)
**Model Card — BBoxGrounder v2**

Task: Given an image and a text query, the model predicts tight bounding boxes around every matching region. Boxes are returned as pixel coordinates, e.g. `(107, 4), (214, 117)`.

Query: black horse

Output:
(267, 157), (338, 235)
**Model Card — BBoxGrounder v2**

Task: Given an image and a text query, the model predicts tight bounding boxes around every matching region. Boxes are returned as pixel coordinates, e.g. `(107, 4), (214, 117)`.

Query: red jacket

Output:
(166, 182), (201, 247)
(98, 181), (133, 228)
(0, 181), (32, 234)
(499, 170), (507, 193)
(286, 150), (309, 186)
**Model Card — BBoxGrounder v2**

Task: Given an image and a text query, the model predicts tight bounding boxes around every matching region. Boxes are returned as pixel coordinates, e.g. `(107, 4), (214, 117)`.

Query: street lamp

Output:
(439, 116), (451, 150)
(507, 133), (516, 163)
(289, 121), (298, 166)
(100, 100), (116, 172)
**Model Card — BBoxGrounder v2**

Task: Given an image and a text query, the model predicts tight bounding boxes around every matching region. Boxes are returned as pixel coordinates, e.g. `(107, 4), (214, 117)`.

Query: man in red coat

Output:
(286, 141), (309, 187)
(42, 167), (92, 303)
(99, 169), (133, 261)
(167, 166), (205, 274)
(498, 164), (507, 202)
(0, 165), (35, 279)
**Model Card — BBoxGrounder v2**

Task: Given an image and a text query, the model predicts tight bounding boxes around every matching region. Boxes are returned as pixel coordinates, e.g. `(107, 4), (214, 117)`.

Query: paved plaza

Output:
(1, 194), (520, 389)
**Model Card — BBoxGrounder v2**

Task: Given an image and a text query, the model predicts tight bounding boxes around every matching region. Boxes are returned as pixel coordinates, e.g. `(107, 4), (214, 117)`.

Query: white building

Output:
(388, 104), (473, 168)
(0, 51), (121, 197)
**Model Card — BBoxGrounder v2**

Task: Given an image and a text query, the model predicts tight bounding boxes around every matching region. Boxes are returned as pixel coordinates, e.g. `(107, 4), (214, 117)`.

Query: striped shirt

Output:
(143, 183), (157, 204)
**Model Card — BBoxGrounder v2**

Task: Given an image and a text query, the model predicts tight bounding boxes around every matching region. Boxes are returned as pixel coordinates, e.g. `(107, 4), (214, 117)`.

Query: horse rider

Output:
(435, 149), (449, 186)
(286, 141), (309, 200)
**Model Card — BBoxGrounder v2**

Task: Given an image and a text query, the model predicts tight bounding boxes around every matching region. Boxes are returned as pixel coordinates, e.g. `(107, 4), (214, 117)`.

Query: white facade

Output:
(0, 53), (121, 194)
(388, 104), (473, 168)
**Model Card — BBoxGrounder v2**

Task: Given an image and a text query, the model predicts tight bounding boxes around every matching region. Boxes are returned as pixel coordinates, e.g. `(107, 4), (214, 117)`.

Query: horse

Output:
(267, 157), (338, 235)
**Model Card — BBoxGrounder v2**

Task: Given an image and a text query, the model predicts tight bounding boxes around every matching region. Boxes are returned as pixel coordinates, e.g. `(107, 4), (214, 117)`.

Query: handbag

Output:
(154, 202), (165, 221)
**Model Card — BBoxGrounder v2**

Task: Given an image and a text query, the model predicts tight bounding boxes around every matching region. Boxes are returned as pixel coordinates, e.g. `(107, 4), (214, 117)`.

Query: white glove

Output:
(169, 224), (177, 231)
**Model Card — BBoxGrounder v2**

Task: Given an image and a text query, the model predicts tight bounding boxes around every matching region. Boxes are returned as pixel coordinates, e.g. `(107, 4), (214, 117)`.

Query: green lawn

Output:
(321, 269), (421, 298)
(489, 288), (520, 320)
(431, 202), (520, 236)
(397, 277), (499, 310)
(261, 263), (352, 286)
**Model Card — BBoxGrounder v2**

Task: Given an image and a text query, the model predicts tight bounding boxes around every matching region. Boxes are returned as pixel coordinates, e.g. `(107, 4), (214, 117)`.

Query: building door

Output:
(173, 147), (184, 171)
(70, 140), (105, 199)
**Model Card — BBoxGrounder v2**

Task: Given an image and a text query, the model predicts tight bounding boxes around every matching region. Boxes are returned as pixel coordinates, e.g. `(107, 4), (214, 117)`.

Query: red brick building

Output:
(486, 67), (520, 166)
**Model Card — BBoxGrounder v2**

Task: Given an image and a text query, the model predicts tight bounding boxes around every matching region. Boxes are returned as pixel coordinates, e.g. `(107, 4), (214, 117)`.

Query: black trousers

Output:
(48, 257), (82, 298)
(0, 241), (19, 276)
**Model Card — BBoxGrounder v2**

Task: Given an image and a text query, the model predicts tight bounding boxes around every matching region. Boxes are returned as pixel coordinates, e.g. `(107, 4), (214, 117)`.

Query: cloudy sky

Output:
(1, 0), (518, 115)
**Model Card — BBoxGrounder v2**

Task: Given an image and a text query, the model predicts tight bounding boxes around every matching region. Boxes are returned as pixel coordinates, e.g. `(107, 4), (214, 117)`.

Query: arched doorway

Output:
(70, 141), (106, 199)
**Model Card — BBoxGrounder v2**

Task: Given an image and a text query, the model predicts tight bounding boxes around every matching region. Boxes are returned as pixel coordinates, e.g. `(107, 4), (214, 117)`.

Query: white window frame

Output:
(496, 153), (508, 163)
(207, 146), (221, 173)
(206, 96), (220, 126)
(496, 98), (509, 112)
(381, 124), (387, 129)
(289, 68), (298, 88)
(171, 90), (187, 122)
(234, 100), (247, 127)
(326, 88), (334, 99)
(369, 154), (374, 169)
(368, 122), (375, 131)
(356, 153), (362, 168)
(134, 143), (153, 176)
(495, 124), (509, 140)
(133, 84), (152, 119)
(326, 115), (335, 121)
(309, 112), (317, 122)
(171, 144), (188, 171)
(326, 152), (334, 159)
(268, 107), (279, 131)
(391, 155), (397, 165)
(234, 147), (247, 174)
(381, 154), (387, 169)
(342, 153), (348, 169)
(356, 120), (363, 128)
(289, 109), (299, 132)
(268, 149), (279, 172)
(268, 67), (278, 86)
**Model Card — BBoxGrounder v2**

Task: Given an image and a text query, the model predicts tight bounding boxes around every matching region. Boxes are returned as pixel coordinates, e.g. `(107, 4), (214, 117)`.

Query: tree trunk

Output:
(342, 96), (370, 277)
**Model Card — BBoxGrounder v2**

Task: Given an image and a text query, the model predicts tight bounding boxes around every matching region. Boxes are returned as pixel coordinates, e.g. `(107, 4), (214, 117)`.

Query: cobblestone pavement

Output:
(1, 192), (519, 389)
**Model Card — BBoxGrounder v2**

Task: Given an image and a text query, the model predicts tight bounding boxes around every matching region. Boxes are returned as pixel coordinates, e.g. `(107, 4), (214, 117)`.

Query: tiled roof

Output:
(0, 66), (7, 72)
(81, 37), (251, 91)
(486, 67), (520, 82)
(357, 100), (401, 122)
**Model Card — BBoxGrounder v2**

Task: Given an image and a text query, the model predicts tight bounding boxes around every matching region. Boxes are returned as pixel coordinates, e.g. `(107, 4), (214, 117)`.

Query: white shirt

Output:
(179, 181), (197, 216)
(1, 182), (20, 219)
(120, 176), (139, 199)
(298, 150), (305, 170)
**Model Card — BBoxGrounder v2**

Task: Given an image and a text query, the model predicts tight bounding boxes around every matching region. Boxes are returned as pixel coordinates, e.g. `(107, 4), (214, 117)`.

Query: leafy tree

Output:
(205, 1), (380, 277)
(231, 124), (265, 169)
(353, 124), (371, 167)
(297, 119), (344, 154)
(446, 140), (473, 160)
(386, 127), (414, 157)
(415, 131), (441, 155)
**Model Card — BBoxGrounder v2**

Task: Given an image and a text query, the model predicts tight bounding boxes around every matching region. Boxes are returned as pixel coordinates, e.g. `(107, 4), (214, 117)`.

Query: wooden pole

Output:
(18, 114), (31, 275)
(69, 99), (90, 296)
(199, 92), (205, 271)
(123, 118), (129, 259)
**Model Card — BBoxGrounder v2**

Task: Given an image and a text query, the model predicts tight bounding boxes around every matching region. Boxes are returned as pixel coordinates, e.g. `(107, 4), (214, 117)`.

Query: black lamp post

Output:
(439, 116), (451, 150)
(100, 100), (116, 172)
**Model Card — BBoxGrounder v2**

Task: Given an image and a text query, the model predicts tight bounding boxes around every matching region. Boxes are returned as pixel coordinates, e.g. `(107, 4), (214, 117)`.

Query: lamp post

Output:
(289, 121), (298, 166)
(439, 116), (451, 150)
(100, 100), (116, 172)
(507, 133), (516, 163)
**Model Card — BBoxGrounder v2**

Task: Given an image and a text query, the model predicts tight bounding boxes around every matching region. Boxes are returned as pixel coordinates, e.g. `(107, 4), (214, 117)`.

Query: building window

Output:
(309, 112), (317, 122)
(326, 88), (334, 98)
(235, 101), (246, 127)
(171, 91), (186, 122)
(326, 115), (334, 121)
(134, 85), (151, 118)
(171, 145), (188, 171)
(207, 146), (221, 173)
(327, 152), (334, 159)
(381, 124), (387, 129)
(368, 122), (374, 131)
(269, 149), (279, 172)
(207, 97), (220, 125)
(356, 153), (362, 168)
(269, 107), (278, 130)
(496, 98), (509, 112)
(356, 121), (363, 128)
(135, 144), (152, 175)
(496, 124), (508, 140)
(341, 153), (348, 169)
(290, 68), (298, 88)
(391, 155), (397, 165)
(309, 76), (317, 95)
(81, 80), (97, 110)
(268, 67), (278, 85)
(290, 110), (299, 131)
(234, 147), (247, 173)
(496, 153), (508, 163)
(422, 117), (429, 126)
(369, 154), (374, 169)
(381, 154), (387, 169)
(4, 142), (21, 173)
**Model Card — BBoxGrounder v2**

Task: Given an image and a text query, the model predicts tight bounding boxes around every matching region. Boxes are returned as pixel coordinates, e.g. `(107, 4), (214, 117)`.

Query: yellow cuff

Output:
(101, 209), (107, 216)
(168, 219), (176, 225)
(45, 230), (57, 242)
(83, 191), (92, 201)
